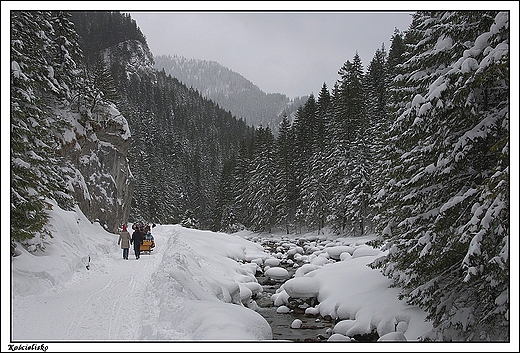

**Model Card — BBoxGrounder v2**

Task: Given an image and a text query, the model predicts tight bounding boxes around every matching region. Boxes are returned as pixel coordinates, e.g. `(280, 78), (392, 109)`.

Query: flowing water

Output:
(250, 235), (379, 342)
(254, 264), (334, 342)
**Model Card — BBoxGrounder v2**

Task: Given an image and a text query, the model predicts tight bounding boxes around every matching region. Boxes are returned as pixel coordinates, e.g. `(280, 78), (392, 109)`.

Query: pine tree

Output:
(213, 157), (241, 232)
(274, 115), (297, 233)
(11, 11), (84, 252)
(180, 209), (199, 229)
(298, 84), (331, 234)
(365, 45), (390, 230)
(232, 138), (254, 229)
(245, 127), (277, 232)
(92, 60), (120, 104)
(327, 53), (369, 235)
(370, 11), (509, 341)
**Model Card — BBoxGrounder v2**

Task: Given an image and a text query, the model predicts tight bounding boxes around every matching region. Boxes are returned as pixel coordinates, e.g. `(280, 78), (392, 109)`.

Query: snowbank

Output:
(269, 233), (433, 341)
(10, 203), (272, 342)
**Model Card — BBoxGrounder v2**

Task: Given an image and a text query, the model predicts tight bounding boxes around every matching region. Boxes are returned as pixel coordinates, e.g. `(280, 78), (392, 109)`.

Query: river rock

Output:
(265, 267), (289, 281)
(276, 305), (291, 314)
(291, 319), (302, 329)
(283, 277), (319, 298)
(377, 331), (407, 341)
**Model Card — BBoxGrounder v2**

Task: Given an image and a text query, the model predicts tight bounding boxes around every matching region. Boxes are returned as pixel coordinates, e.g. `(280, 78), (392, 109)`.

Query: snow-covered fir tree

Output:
(299, 85), (331, 234)
(370, 11), (509, 341)
(326, 53), (371, 235)
(11, 11), (134, 252)
(274, 115), (298, 233)
(244, 127), (277, 232)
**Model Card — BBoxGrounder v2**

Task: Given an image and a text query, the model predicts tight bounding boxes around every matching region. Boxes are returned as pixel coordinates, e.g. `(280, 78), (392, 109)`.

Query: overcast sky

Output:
(129, 11), (414, 98)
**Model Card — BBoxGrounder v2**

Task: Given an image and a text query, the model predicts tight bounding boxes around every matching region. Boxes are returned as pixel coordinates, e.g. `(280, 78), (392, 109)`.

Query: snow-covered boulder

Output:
(283, 277), (319, 299)
(325, 246), (355, 260)
(351, 245), (380, 258)
(242, 281), (263, 296)
(264, 258), (280, 267)
(276, 305), (291, 314)
(333, 319), (356, 335)
(328, 333), (352, 341)
(264, 267), (289, 281)
(377, 331), (407, 341)
(291, 319), (302, 329)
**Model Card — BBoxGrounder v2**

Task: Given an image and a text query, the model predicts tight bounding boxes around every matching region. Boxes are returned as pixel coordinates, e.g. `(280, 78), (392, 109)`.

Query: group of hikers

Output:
(117, 222), (155, 260)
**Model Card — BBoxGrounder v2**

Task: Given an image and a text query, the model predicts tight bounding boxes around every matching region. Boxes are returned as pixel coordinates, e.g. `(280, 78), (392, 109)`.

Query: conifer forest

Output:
(10, 10), (510, 341)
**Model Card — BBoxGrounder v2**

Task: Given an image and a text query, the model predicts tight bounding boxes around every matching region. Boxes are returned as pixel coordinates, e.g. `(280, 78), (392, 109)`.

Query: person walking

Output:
(118, 224), (131, 260)
(131, 224), (144, 260)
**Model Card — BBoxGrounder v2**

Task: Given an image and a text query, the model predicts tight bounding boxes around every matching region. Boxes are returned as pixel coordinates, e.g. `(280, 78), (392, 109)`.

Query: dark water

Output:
(254, 271), (334, 342)
(250, 236), (380, 342)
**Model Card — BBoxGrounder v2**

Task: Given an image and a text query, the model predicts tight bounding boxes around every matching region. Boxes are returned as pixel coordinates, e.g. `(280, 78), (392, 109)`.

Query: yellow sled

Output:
(140, 239), (155, 254)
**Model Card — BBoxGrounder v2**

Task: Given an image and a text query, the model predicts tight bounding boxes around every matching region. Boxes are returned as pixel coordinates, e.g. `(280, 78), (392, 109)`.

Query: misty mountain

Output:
(154, 55), (307, 131)
(70, 11), (253, 228)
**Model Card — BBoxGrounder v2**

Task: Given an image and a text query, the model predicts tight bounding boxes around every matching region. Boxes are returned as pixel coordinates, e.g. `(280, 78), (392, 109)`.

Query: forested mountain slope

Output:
(207, 11), (510, 341)
(154, 55), (307, 130)
(70, 12), (254, 228)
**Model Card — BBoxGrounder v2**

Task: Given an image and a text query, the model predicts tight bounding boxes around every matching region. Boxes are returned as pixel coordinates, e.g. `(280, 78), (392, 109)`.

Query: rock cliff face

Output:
(58, 101), (133, 232)
(61, 39), (155, 232)
(102, 39), (156, 82)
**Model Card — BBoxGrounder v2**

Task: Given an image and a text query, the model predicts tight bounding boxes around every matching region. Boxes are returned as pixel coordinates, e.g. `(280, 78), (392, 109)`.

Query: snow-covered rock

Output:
(264, 267), (289, 281)
(282, 277), (319, 299)
(291, 319), (302, 329)
(377, 331), (407, 341)
(276, 305), (291, 314)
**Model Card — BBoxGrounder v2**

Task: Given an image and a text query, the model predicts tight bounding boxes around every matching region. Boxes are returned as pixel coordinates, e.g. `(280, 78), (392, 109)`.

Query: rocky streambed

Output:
(255, 265), (335, 342)
(245, 233), (381, 342)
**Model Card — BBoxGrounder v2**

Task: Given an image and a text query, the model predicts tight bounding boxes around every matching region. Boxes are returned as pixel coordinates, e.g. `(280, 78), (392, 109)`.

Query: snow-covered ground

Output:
(4, 202), (515, 351)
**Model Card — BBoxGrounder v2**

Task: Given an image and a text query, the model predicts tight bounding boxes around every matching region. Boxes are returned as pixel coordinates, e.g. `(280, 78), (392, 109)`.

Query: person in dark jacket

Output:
(131, 225), (144, 259)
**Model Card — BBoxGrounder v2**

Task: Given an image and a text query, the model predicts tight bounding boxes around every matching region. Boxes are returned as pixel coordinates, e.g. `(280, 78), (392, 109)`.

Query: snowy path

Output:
(12, 226), (173, 341)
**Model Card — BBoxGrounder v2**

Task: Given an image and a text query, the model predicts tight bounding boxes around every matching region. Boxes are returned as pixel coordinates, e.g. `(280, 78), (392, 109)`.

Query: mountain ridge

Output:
(154, 54), (307, 130)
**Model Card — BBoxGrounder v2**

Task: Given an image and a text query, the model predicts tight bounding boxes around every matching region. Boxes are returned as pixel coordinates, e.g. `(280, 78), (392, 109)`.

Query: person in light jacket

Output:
(118, 224), (131, 260)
